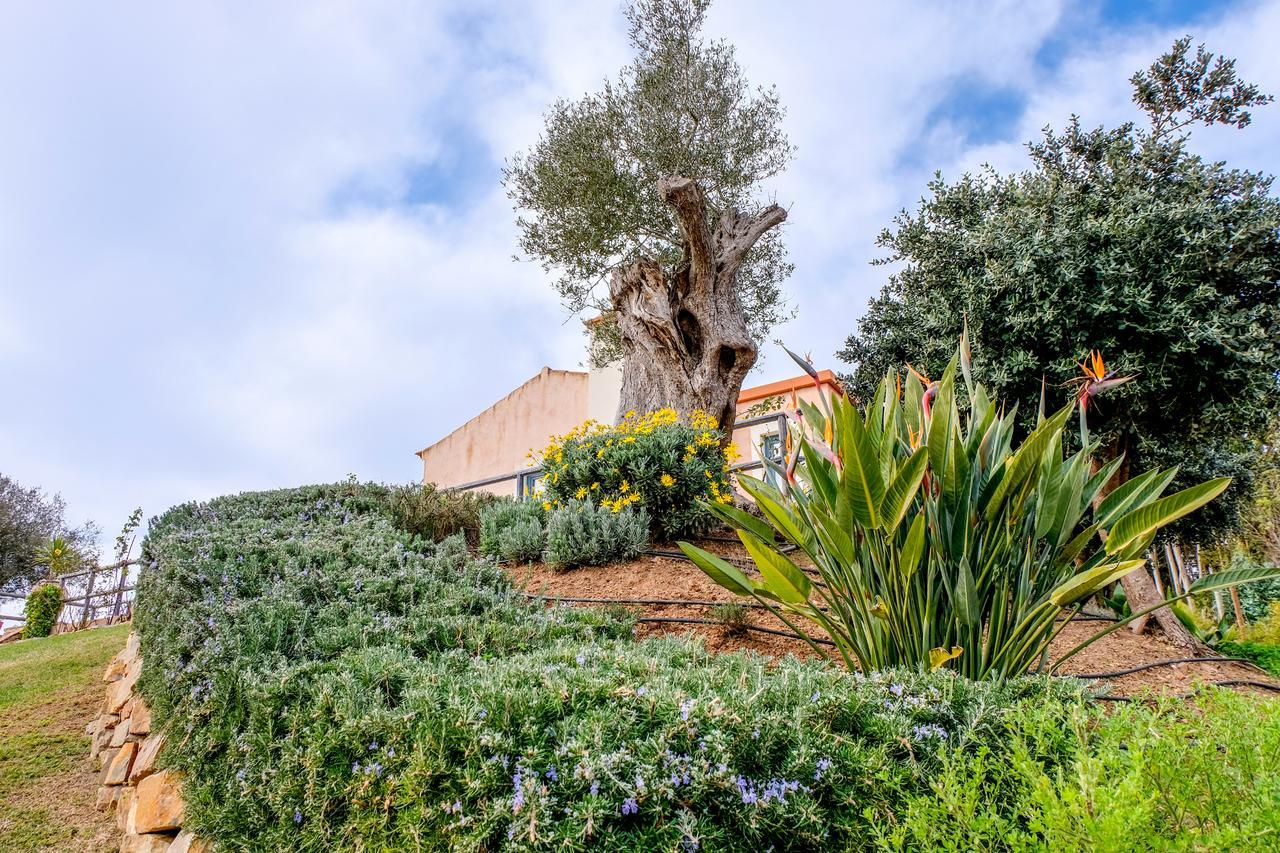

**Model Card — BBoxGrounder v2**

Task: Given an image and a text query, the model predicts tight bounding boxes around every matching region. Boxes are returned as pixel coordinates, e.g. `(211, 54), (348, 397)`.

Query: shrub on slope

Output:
(134, 482), (1087, 851)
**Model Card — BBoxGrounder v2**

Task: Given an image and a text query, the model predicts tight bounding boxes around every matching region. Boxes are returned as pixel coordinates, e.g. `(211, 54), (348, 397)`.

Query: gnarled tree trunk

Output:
(609, 177), (786, 436)
(1092, 449), (1210, 654)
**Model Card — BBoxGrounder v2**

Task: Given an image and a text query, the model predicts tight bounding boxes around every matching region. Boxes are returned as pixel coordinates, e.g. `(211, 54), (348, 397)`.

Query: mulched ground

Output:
(506, 542), (1280, 700)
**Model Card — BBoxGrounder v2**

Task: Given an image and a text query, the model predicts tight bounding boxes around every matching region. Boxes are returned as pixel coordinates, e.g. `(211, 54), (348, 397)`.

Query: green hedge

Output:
(22, 583), (63, 638)
(134, 482), (1093, 851)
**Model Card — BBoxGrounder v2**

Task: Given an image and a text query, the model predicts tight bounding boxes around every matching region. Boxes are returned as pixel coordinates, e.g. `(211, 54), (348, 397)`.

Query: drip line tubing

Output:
(1096, 680), (1280, 701)
(523, 593), (772, 609)
(635, 615), (837, 646)
(1068, 656), (1263, 679)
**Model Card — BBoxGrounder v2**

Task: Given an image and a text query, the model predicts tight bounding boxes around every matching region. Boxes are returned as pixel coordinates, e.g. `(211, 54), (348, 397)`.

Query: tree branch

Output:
(658, 177), (714, 292)
(714, 204), (788, 285)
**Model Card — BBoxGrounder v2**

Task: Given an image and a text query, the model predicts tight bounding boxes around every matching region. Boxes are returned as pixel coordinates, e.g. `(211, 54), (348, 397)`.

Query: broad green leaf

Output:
(1082, 456), (1125, 509)
(955, 558), (979, 627)
(708, 501), (775, 544)
(1105, 478), (1231, 556)
(838, 408), (884, 528)
(1187, 564), (1280, 595)
(738, 531), (811, 604)
(678, 542), (755, 597)
(1059, 522), (1101, 564)
(801, 439), (838, 507)
(879, 447), (928, 532)
(900, 512), (926, 578)
(1096, 467), (1177, 526)
(926, 365), (957, 487)
(1050, 559), (1147, 607)
(737, 475), (810, 548)
(984, 404), (1072, 521)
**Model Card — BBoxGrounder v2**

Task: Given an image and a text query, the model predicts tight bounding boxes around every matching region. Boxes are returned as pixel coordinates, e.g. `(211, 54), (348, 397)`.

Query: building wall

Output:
(418, 367), (591, 496)
(731, 370), (843, 474)
(416, 364), (841, 497)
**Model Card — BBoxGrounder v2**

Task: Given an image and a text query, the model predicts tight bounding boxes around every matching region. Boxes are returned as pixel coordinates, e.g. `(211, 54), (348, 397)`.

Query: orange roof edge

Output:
(737, 369), (843, 406)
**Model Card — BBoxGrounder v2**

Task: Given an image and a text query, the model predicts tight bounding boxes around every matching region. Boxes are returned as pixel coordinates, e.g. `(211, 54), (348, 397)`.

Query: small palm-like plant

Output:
(682, 337), (1279, 680)
(33, 537), (82, 577)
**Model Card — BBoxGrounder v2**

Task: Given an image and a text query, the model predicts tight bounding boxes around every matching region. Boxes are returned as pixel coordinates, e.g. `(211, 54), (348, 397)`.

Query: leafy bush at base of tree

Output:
(387, 482), (494, 547)
(478, 500), (546, 562)
(536, 410), (737, 541)
(134, 482), (1103, 851)
(1230, 551), (1280, 623)
(1219, 640), (1280, 677)
(22, 582), (63, 638)
(544, 500), (649, 568)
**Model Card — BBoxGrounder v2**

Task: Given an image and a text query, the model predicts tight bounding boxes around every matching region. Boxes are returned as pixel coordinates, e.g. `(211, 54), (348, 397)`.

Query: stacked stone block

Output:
(89, 632), (211, 853)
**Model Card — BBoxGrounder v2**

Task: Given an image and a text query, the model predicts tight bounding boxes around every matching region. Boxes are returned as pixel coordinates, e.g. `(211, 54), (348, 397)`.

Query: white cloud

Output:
(1, 0), (1277, 551)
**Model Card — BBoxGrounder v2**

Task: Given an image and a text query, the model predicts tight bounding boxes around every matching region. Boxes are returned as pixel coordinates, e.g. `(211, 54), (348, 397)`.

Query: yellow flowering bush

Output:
(535, 409), (737, 540)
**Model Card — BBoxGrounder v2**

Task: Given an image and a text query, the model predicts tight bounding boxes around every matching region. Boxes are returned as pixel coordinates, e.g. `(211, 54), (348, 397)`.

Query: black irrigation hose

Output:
(1069, 656), (1260, 680)
(1095, 680), (1280, 701)
(635, 615), (838, 646)
(523, 593), (774, 609)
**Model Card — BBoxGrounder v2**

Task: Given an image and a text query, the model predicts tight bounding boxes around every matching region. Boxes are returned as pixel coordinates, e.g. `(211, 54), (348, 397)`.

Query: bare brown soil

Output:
(506, 544), (1280, 700)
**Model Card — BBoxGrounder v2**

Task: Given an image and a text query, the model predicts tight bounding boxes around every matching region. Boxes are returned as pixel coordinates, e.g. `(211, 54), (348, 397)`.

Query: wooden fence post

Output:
(80, 565), (97, 628)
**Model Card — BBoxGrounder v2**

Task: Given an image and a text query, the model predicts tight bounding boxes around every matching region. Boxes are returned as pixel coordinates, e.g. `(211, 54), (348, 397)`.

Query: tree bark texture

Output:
(609, 177), (786, 436)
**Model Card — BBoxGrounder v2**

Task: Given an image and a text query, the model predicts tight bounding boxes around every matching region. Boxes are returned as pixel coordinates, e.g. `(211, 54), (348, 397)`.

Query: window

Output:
(761, 433), (783, 486)
(517, 470), (543, 500)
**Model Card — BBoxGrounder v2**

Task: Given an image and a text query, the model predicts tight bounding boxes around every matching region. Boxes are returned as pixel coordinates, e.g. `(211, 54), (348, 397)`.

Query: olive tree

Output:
(0, 474), (98, 593)
(504, 0), (794, 434)
(839, 39), (1280, 648)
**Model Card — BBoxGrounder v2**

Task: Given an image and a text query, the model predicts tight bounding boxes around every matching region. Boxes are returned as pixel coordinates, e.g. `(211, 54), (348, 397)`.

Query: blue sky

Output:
(2, 0), (1278, 554)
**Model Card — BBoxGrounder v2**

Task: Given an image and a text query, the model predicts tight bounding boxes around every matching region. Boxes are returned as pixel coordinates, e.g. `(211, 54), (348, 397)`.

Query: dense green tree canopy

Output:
(504, 0), (794, 365)
(839, 39), (1280, 541)
(0, 474), (97, 593)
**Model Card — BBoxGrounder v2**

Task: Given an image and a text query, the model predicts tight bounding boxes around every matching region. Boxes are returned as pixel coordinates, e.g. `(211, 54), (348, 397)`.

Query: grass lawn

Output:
(0, 624), (129, 852)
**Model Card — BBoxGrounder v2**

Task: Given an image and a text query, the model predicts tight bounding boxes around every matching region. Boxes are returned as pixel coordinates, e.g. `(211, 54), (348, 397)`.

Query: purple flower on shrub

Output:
(589, 780), (600, 796)
(680, 699), (693, 721)
(911, 723), (947, 741)
(512, 770), (526, 813)
(813, 757), (833, 781)
(620, 797), (639, 816)
(294, 810), (302, 824)
(545, 765), (558, 782)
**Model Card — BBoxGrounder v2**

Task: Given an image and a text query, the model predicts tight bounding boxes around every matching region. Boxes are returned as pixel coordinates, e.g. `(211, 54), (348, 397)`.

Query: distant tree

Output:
(0, 474), (97, 593)
(504, 0), (794, 434)
(838, 39), (1279, 647)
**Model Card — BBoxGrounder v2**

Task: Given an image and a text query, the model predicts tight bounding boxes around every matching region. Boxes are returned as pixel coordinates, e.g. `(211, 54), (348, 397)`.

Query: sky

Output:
(2, 0), (1279, 553)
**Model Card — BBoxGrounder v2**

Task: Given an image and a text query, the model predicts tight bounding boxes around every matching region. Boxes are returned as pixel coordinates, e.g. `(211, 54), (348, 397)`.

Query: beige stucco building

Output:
(416, 363), (843, 496)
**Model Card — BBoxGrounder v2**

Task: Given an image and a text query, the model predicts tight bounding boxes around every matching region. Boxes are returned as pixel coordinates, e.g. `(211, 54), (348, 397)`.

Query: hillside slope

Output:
(0, 624), (129, 852)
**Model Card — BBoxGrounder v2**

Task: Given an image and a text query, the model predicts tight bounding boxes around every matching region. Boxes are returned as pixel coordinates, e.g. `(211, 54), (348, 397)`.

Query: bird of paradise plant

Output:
(681, 335), (1279, 680)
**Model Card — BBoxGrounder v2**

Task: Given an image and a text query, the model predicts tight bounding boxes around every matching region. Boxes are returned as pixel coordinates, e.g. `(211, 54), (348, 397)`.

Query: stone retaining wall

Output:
(89, 631), (211, 853)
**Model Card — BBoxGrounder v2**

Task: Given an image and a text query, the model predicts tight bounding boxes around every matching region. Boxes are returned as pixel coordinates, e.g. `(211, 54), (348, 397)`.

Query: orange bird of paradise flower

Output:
(906, 364), (940, 419)
(1071, 350), (1135, 412)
